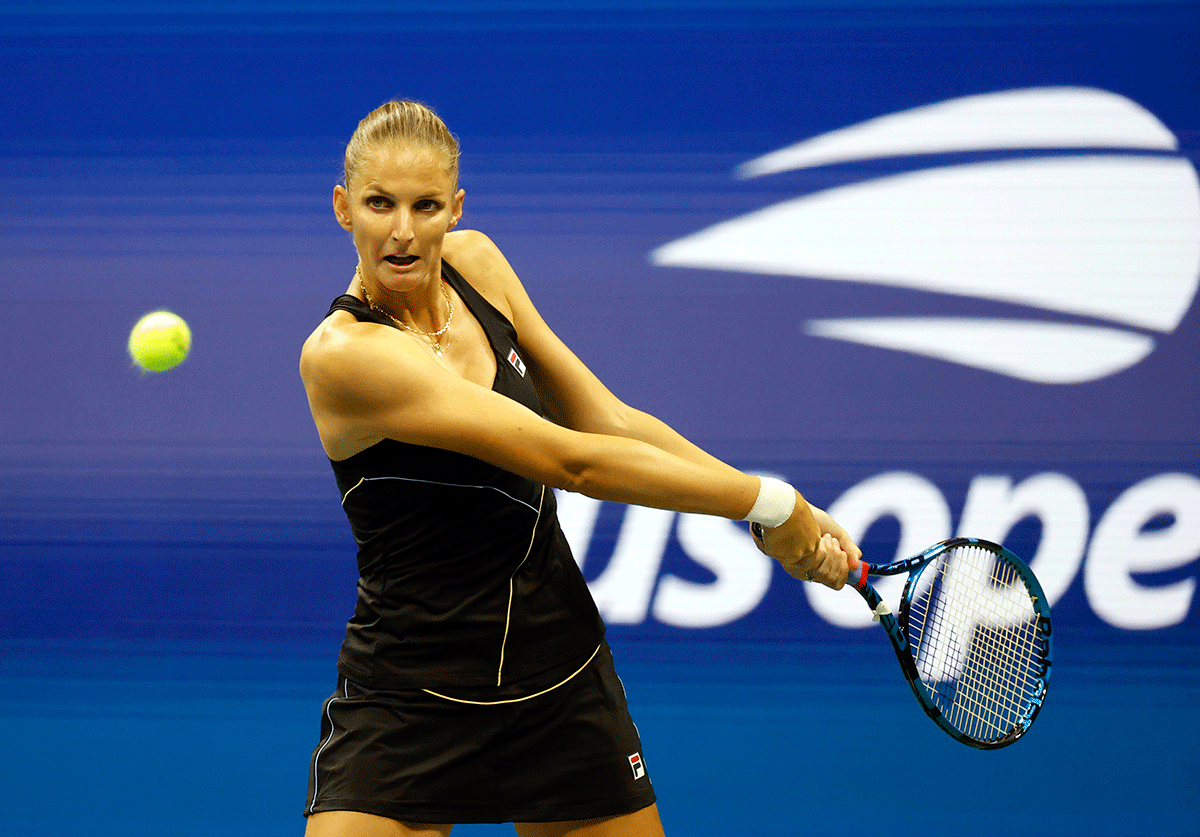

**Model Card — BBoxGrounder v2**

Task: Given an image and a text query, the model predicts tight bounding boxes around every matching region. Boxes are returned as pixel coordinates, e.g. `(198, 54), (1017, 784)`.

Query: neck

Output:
(356, 265), (454, 353)
(357, 264), (441, 320)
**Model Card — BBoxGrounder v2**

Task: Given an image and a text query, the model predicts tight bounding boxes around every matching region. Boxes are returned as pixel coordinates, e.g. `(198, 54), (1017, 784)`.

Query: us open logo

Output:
(652, 87), (1200, 384)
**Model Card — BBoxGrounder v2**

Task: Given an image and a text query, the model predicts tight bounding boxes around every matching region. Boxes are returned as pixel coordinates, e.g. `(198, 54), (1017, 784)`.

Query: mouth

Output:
(384, 254), (419, 268)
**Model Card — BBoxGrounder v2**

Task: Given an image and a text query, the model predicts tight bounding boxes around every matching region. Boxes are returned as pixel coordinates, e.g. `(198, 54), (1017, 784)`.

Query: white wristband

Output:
(742, 477), (797, 528)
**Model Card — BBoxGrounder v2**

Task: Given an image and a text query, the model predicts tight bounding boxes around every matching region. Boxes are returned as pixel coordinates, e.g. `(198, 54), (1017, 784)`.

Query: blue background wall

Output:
(2, 2), (1198, 835)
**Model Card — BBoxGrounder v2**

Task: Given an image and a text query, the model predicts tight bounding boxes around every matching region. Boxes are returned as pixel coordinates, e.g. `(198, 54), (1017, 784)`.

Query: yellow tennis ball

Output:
(128, 310), (191, 372)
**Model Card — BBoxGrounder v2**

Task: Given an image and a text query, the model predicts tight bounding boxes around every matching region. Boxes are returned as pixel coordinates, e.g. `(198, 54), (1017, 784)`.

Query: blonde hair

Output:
(342, 100), (460, 190)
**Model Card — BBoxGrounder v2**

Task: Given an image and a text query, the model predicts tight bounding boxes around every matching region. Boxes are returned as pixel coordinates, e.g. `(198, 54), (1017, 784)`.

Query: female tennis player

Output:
(299, 100), (861, 837)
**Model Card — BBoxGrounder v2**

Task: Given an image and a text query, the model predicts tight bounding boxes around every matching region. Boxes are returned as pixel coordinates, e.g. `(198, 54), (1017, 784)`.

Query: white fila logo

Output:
(628, 752), (646, 780)
(651, 87), (1200, 384)
(507, 348), (526, 377)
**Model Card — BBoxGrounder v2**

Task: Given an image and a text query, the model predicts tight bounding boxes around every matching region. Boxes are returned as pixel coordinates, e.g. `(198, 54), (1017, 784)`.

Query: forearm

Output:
(555, 429), (819, 555)
(560, 430), (759, 519)
(451, 389), (827, 572)
(597, 404), (735, 474)
(554, 407), (821, 544)
(603, 412), (829, 564)
(619, 410), (823, 547)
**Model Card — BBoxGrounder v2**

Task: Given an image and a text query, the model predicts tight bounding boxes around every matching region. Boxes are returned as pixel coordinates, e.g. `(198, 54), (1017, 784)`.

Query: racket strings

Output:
(905, 544), (1048, 742)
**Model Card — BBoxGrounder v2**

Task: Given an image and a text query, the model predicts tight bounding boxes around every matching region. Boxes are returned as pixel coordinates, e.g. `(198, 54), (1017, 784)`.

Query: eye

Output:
(365, 195), (392, 210)
(415, 199), (443, 212)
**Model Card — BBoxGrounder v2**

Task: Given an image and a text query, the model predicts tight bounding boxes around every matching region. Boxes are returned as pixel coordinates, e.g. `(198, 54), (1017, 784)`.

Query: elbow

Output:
(600, 403), (635, 437)
(554, 458), (597, 496)
(541, 445), (611, 499)
(530, 428), (627, 502)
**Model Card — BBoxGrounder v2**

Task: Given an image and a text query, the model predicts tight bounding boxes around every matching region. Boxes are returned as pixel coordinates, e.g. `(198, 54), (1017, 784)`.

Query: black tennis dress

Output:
(306, 262), (655, 824)
(325, 262), (605, 695)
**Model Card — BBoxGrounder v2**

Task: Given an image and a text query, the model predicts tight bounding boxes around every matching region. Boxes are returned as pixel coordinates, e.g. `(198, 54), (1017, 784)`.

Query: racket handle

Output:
(846, 560), (871, 590)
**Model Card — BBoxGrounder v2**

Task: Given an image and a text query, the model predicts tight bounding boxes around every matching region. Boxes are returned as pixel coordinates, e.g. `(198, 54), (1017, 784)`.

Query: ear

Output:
(448, 188), (466, 230)
(333, 185), (353, 231)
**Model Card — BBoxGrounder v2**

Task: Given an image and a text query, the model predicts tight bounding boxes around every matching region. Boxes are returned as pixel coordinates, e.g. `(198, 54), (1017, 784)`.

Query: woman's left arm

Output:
(449, 230), (731, 470)
(446, 229), (861, 566)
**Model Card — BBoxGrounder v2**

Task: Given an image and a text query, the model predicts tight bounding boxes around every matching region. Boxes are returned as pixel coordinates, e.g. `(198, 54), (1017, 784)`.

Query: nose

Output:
(391, 209), (414, 244)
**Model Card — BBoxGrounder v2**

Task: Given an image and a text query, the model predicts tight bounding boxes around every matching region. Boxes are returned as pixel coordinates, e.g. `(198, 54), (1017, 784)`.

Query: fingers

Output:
(823, 517), (862, 565)
(837, 534), (862, 562)
(748, 501), (864, 587)
(748, 510), (854, 589)
(784, 534), (849, 589)
(812, 533), (850, 589)
(749, 521), (853, 589)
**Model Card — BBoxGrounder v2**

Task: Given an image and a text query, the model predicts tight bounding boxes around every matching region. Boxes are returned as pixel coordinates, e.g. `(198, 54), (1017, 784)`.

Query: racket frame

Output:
(849, 537), (1053, 749)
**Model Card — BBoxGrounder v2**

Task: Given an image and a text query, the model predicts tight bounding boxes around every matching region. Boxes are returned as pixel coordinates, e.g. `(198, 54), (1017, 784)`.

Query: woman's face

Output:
(334, 141), (465, 297)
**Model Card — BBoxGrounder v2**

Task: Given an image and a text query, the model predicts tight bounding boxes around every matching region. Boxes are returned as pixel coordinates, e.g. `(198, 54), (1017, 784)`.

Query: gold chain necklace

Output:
(357, 265), (454, 357)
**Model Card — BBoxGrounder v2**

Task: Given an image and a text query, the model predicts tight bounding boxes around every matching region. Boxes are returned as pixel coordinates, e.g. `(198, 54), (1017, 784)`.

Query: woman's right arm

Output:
(300, 317), (847, 586)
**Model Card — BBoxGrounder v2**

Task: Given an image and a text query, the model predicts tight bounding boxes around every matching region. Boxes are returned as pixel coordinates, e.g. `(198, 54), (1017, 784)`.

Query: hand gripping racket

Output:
(845, 537), (1052, 748)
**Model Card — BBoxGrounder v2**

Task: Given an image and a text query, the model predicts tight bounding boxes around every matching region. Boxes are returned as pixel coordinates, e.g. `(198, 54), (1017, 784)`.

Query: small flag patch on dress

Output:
(507, 349), (526, 376)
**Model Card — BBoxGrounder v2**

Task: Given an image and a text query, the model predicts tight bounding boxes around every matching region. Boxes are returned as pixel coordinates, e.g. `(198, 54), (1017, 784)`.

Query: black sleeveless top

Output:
(323, 262), (605, 696)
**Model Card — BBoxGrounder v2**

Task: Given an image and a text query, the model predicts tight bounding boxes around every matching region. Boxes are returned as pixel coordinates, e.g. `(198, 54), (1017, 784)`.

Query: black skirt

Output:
(305, 643), (657, 824)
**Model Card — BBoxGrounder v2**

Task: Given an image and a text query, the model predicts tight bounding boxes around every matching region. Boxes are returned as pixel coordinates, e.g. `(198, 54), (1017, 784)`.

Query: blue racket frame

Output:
(847, 537), (1053, 749)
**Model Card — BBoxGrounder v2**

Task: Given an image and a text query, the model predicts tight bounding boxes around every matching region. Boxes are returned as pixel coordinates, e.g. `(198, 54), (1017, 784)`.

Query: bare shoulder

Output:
(299, 311), (363, 392)
(300, 310), (441, 459)
(300, 311), (420, 405)
(442, 229), (523, 320)
(442, 228), (503, 273)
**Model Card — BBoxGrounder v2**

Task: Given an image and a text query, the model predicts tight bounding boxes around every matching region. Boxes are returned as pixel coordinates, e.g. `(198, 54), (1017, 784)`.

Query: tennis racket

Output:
(845, 537), (1052, 749)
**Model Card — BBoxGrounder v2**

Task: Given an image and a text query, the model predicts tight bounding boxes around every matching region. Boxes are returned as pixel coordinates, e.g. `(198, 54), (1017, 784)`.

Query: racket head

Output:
(897, 538), (1052, 749)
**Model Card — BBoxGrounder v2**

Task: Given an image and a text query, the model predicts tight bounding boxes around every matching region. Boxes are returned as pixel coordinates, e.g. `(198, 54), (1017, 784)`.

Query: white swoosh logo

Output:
(806, 318), (1155, 385)
(651, 87), (1200, 383)
(736, 86), (1178, 177)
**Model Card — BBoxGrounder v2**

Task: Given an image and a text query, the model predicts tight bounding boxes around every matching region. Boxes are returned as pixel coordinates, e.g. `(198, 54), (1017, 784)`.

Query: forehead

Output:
(351, 142), (455, 193)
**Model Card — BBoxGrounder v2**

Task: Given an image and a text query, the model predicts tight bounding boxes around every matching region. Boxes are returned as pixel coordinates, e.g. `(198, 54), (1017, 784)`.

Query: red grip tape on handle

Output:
(847, 561), (870, 590)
